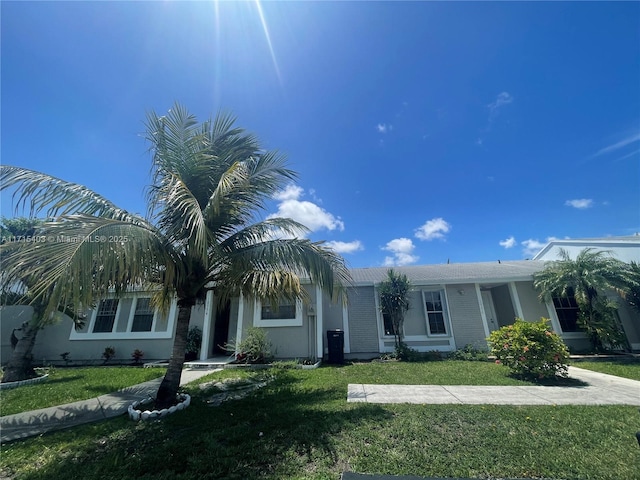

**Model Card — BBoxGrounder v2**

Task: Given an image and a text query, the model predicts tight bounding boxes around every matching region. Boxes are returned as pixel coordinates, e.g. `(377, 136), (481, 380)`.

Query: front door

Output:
(212, 301), (231, 355)
(481, 290), (500, 332)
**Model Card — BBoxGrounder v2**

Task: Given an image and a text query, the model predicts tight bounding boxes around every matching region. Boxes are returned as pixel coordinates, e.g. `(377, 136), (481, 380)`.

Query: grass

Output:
(571, 359), (640, 381)
(0, 366), (166, 416)
(1, 361), (639, 480)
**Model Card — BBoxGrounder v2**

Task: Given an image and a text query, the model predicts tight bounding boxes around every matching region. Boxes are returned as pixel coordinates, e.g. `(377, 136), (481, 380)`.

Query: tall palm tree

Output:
(533, 248), (631, 351)
(0, 104), (350, 407)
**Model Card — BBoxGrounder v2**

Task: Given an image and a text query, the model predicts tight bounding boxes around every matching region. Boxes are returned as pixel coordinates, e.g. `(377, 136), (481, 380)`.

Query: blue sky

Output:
(2, 1), (639, 268)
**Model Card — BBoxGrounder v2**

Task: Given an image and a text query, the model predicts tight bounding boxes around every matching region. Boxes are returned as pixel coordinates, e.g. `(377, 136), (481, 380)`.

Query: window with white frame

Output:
(71, 294), (175, 340)
(131, 297), (154, 332)
(254, 298), (303, 327)
(93, 299), (119, 333)
(423, 290), (448, 335)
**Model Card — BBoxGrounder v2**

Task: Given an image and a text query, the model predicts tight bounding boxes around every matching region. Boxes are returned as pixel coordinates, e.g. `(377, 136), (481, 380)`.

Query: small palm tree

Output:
(378, 269), (411, 351)
(0, 104), (350, 407)
(623, 261), (640, 314)
(533, 248), (631, 351)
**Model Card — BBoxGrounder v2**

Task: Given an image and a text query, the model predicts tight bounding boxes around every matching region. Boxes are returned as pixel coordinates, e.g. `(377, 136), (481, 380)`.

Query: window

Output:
(93, 299), (119, 333)
(424, 291), (447, 335)
(131, 297), (154, 332)
(261, 303), (296, 320)
(553, 293), (580, 332)
(382, 313), (396, 336)
(254, 299), (303, 327)
(71, 294), (176, 340)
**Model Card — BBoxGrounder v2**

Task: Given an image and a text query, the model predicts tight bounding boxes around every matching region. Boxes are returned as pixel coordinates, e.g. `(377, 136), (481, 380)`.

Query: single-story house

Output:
(2, 238), (639, 365)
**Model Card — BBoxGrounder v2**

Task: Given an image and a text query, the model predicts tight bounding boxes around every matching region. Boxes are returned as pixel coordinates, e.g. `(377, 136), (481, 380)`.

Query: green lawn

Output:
(571, 360), (640, 381)
(2, 361), (639, 480)
(0, 367), (166, 416)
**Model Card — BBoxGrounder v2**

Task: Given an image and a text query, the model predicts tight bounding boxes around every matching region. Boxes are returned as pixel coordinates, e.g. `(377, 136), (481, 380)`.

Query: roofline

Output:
(349, 275), (539, 287)
(532, 237), (640, 260)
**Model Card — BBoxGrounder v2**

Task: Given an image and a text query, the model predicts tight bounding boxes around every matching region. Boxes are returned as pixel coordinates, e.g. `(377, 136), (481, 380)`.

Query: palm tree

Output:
(1, 217), (85, 383)
(0, 104), (350, 407)
(378, 269), (411, 352)
(623, 261), (640, 315)
(533, 248), (631, 352)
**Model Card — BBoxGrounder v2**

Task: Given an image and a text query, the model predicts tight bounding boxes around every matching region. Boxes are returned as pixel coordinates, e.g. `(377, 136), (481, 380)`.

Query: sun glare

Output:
(253, 0), (282, 84)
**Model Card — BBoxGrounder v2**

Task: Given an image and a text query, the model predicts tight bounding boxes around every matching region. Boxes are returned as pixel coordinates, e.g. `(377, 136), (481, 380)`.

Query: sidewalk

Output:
(0, 368), (216, 443)
(347, 366), (640, 406)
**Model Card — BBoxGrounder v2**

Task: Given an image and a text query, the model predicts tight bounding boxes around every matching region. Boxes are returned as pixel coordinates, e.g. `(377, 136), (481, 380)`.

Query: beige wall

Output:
(446, 284), (485, 349)
(515, 281), (549, 321)
(346, 287), (379, 354)
(1, 305), (176, 364)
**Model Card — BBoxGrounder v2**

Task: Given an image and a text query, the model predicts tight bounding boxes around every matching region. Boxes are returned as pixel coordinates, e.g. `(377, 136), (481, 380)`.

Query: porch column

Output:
(342, 303), (351, 354)
(544, 300), (562, 333)
(508, 282), (524, 319)
(475, 284), (491, 340)
(200, 290), (214, 361)
(315, 284), (323, 360)
(235, 292), (245, 355)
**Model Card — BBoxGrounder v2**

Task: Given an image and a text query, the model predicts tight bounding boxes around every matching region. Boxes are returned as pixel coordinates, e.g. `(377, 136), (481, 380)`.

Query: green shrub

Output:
(380, 343), (440, 362)
(102, 346), (115, 364)
(487, 318), (569, 380)
(185, 326), (203, 357)
(230, 327), (274, 364)
(131, 349), (144, 364)
(449, 344), (489, 361)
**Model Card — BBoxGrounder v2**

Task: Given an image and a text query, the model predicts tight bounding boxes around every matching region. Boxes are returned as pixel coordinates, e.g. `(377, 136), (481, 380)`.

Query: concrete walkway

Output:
(348, 366), (640, 406)
(0, 368), (216, 443)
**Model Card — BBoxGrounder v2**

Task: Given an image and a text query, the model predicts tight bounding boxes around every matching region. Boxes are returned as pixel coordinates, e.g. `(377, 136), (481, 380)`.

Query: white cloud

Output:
(486, 92), (513, 125)
(273, 184), (304, 201)
(499, 236), (516, 249)
(521, 237), (557, 257)
(377, 123), (392, 134)
(565, 198), (593, 209)
(521, 239), (546, 257)
(415, 217), (451, 241)
(325, 240), (364, 254)
(592, 131), (640, 157)
(488, 92), (513, 112)
(382, 237), (419, 266)
(269, 184), (344, 233)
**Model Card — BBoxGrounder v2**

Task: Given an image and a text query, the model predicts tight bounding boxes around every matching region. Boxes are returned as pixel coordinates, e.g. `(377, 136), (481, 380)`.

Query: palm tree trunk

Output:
(155, 300), (194, 409)
(2, 322), (40, 383)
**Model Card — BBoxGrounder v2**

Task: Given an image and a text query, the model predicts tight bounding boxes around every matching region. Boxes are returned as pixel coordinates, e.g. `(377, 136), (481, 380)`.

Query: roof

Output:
(349, 260), (547, 286)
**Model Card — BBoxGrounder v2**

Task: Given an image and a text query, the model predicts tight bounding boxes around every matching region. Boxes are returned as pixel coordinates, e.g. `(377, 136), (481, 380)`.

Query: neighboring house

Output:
(2, 239), (639, 364)
(533, 235), (640, 262)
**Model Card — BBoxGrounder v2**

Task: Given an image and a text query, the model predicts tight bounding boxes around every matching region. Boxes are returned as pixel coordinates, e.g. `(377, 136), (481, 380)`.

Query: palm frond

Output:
(217, 218), (309, 251)
(533, 248), (630, 305)
(0, 165), (137, 221)
(0, 215), (179, 318)
(212, 238), (351, 305)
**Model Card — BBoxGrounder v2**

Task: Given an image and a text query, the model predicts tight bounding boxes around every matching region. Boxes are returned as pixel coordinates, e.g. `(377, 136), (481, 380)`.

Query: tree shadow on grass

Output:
(4, 370), (393, 480)
(508, 374), (588, 387)
(36, 375), (83, 385)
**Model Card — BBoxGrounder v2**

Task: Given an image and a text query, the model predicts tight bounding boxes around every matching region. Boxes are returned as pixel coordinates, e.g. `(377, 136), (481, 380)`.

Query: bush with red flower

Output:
(487, 318), (569, 380)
